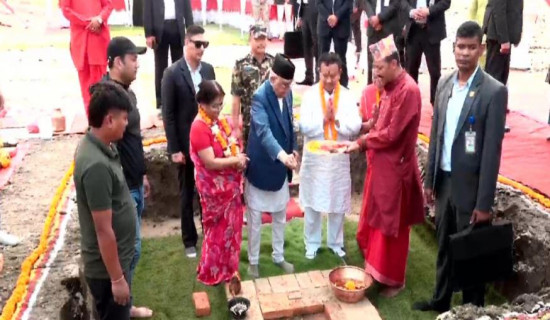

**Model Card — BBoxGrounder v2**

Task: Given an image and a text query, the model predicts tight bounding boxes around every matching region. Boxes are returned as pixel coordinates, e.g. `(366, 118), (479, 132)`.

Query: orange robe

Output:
(60, 0), (112, 114)
(357, 72), (425, 287)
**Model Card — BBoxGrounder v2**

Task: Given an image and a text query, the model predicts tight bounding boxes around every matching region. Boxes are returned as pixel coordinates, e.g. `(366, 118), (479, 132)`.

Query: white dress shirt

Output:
(185, 59), (202, 93)
(164, 0), (176, 20)
(440, 67), (479, 172)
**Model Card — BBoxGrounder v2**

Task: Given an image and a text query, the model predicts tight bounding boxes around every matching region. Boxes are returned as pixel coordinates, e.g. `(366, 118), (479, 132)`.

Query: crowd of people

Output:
(55, 0), (535, 319)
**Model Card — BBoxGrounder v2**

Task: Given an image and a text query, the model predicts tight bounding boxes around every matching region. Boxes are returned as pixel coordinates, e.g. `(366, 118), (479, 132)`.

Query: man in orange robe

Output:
(347, 34), (424, 297)
(60, 0), (113, 115)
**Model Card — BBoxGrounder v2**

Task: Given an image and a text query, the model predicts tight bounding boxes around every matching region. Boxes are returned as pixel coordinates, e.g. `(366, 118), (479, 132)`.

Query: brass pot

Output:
(328, 266), (373, 303)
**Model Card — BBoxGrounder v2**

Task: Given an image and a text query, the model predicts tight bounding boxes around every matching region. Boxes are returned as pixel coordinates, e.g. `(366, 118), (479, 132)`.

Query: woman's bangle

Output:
(111, 275), (124, 284)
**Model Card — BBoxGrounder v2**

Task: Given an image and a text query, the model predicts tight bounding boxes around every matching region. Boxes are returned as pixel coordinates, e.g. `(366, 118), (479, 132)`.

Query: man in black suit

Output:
(403, 0), (450, 106)
(364, 0), (400, 84)
(350, 0), (366, 71)
(317, 0), (352, 87)
(161, 25), (216, 258)
(414, 21), (507, 313)
(144, 0), (194, 110)
(296, 0), (319, 85)
(482, 0), (523, 86)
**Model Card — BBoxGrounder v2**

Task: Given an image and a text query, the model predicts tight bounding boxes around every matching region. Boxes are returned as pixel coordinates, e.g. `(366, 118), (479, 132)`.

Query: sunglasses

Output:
(189, 39), (209, 49)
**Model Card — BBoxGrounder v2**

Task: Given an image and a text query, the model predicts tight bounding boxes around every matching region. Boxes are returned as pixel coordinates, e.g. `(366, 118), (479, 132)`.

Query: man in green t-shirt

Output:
(74, 82), (136, 320)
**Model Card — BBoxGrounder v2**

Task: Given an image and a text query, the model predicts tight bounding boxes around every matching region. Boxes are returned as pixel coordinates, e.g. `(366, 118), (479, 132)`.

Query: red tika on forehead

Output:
(369, 34), (398, 60)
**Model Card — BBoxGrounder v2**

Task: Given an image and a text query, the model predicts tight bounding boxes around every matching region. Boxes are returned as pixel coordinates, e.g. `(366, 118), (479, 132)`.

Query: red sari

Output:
(190, 118), (244, 286)
(357, 73), (425, 287)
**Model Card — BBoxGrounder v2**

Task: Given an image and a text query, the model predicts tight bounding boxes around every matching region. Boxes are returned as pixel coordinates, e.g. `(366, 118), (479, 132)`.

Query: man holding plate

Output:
(299, 52), (362, 259)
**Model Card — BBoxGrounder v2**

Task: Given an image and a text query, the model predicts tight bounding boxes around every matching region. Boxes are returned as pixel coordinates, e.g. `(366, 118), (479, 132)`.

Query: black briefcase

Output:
(450, 220), (514, 290)
(284, 30), (304, 59)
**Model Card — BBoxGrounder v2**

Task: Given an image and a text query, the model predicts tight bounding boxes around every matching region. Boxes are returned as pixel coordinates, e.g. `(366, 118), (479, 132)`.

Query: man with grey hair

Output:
(244, 54), (299, 278)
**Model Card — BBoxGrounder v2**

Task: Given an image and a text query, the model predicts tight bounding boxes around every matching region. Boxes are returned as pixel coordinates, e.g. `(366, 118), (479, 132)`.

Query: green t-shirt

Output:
(74, 132), (136, 279)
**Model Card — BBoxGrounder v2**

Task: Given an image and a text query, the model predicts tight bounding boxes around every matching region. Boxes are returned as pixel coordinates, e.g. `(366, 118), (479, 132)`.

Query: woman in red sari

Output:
(190, 80), (249, 286)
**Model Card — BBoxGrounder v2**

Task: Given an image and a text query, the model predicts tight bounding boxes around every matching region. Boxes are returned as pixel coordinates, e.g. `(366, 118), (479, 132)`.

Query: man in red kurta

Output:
(60, 0), (113, 115)
(347, 35), (424, 297)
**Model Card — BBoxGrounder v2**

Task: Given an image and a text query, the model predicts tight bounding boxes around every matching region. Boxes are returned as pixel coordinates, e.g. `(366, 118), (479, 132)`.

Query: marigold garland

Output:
(417, 133), (550, 210)
(320, 82), (341, 141)
(198, 108), (240, 157)
(0, 162), (74, 320)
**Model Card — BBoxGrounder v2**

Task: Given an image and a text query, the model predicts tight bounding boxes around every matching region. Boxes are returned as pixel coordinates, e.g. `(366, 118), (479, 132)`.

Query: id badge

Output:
(465, 131), (476, 154)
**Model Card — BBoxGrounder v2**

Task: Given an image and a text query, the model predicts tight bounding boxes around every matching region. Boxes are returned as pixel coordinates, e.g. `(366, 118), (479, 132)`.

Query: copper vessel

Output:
(51, 108), (66, 133)
(328, 266), (373, 303)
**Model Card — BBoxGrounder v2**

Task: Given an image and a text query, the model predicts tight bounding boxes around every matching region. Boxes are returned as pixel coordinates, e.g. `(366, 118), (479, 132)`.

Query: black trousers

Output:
(433, 171), (486, 310)
(485, 39), (511, 85)
(178, 159), (198, 248)
(301, 5), (318, 82)
(406, 24), (441, 105)
(320, 33), (349, 87)
(154, 20), (183, 109)
(351, 17), (361, 53)
(86, 276), (131, 320)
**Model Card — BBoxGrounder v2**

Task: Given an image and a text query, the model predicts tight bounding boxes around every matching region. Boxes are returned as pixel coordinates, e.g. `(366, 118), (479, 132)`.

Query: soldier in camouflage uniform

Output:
(231, 24), (274, 146)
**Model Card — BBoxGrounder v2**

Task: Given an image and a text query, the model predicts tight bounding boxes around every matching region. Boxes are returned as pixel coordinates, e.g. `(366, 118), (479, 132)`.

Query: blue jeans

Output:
(128, 186), (144, 304)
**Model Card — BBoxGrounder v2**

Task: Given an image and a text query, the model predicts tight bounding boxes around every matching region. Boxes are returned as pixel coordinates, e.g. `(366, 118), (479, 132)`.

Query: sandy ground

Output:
(0, 0), (549, 317)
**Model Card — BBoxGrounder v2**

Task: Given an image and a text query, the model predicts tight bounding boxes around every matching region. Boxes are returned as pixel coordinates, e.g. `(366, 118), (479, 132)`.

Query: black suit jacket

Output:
(143, 0), (194, 47)
(161, 59), (216, 156)
(317, 0), (353, 38)
(483, 0), (523, 45)
(297, 0), (319, 19)
(364, 0), (400, 39)
(403, 0), (450, 44)
(425, 69), (507, 220)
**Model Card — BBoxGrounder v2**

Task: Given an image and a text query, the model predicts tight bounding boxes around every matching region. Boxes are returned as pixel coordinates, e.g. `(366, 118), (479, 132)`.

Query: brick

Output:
(288, 290), (302, 300)
(295, 272), (315, 289)
(225, 280), (257, 301)
(289, 297), (305, 316)
(300, 287), (330, 315)
(303, 314), (330, 320)
(258, 293), (293, 319)
(308, 270), (329, 288)
(341, 297), (382, 320)
(282, 274), (300, 292)
(268, 276), (286, 293)
(324, 302), (346, 320)
(321, 269), (332, 281)
(246, 298), (265, 320)
(255, 278), (272, 295)
(192, 292), (211, 317)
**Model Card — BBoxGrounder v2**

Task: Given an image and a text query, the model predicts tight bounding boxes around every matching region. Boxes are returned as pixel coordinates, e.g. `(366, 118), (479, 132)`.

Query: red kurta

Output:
(60, 0), (112, 113)
(357, 72), (425, 287)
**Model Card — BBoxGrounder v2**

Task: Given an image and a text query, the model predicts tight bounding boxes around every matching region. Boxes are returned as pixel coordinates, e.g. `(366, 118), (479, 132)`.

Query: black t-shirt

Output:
(102, 75), (146, 190)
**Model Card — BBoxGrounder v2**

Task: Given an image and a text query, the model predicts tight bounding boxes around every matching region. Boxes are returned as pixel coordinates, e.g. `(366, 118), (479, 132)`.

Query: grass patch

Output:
(133, 219), (506, 320)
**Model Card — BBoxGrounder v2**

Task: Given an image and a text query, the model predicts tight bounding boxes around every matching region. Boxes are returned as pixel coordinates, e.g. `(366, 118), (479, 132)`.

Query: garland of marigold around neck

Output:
(320, 82), (340, 141)
(198, 108), (240, 157)
(0, 162), (74, 320)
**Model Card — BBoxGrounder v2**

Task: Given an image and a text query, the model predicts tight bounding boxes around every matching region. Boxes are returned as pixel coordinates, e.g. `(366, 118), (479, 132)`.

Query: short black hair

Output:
(108, 54), (127, 69)
(88, 82), (132, 128)
(383, 51), (401, 66)
(319, 52), (343, 69)
(456, 21), (484, 44)
(186, 25), (205, 39)
(196, 80), (225, 105)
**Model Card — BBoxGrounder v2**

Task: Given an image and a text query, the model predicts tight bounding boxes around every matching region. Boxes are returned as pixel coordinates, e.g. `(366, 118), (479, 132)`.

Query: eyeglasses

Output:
(189, 40), (209, 49)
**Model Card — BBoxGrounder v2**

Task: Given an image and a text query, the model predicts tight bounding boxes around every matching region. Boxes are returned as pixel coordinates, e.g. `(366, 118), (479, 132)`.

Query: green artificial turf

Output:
(133, 219), (506, 320)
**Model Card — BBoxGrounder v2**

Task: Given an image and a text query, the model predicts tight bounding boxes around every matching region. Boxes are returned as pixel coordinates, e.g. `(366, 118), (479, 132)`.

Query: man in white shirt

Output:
(299, 52), (361, 259)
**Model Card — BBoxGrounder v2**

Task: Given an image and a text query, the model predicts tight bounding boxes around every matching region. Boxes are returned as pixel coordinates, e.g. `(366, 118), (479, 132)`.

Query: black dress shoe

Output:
(412, 300), (449, 313)
(297, 79), (314, 86)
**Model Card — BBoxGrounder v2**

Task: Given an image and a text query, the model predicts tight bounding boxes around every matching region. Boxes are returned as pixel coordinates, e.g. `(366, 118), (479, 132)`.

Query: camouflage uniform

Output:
(231, 53), (274, 145)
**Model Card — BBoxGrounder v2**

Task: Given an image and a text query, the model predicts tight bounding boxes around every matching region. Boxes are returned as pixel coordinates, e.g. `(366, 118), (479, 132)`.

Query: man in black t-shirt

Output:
(101, 37), (153, 318)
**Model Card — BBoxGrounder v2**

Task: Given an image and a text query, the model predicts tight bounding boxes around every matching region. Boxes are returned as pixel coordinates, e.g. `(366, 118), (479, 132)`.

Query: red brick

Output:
(321, 269), (332, 281)
(225, 280), (257, 301)
(296, 272), (315, 289)
(288, 290), (302, 300)
(246, 299), (265, 320)
(255, 278), (272, 295)
(192, 292), (211, 317)
(258, 293), (293, 319)
(268, 276), (287, 293)
(281, 274), (300, 292)
(303, 314), (330, 320)
(289, 297), (305, 316)
(324, 302), (346, 320)
(300, 287), (329, 315)
(308, 270), (328, 288)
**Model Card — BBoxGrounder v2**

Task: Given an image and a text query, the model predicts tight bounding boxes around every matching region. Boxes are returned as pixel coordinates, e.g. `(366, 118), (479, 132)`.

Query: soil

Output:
(0, 135), (80, 312)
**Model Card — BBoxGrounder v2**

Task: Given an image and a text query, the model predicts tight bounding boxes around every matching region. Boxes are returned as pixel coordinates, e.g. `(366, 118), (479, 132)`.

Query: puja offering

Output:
(329, 266), (373, 303)
(227, 297), (250, 320)
(306, 140), (349, 154)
